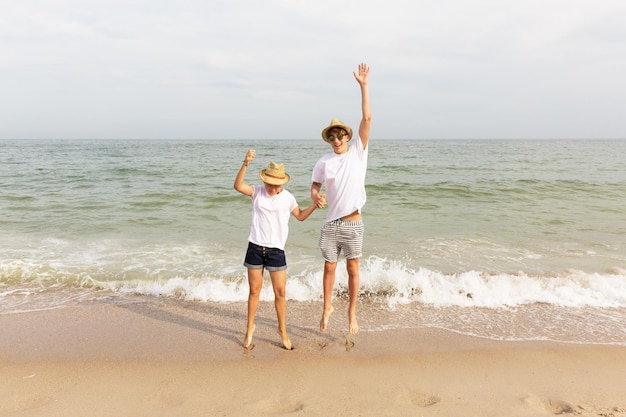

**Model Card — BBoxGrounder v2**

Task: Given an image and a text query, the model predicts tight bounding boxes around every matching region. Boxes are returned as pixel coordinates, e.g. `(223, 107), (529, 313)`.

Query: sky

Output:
(1, 0), (626, 140)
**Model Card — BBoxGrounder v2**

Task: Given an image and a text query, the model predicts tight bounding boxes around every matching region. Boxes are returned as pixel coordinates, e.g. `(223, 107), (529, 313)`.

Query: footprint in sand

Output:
(412, 394), (441, 407)
(316, 340), (329, 350)
(10, 395), (56, 412)
(547, 398), (576, 415)
(156, 390), (185, 408)
(248, 398), (305, 414)
(155, 378), (185, 408)
(394, 385), (439, 408)
(520, 395), (578, 415)
(596, 406), (626, 417)
(344, 337), (355, 351)
(242, 344), (256, 358)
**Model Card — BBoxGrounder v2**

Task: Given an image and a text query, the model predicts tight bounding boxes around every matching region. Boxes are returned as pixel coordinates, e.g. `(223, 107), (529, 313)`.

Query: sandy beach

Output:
(1, 299), (625, 417)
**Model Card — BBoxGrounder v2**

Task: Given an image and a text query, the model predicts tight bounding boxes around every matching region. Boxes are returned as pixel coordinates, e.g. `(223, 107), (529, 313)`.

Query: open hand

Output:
(353, 62), (370, 85)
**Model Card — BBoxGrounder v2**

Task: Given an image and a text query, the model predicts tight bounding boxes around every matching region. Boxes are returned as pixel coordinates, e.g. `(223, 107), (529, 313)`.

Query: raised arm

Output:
(234, 149), (256, 196)
(353, 62), (371, 149)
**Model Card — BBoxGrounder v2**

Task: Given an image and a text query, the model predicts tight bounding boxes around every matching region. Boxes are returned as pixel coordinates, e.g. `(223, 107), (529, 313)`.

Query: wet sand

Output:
(1, 299), (625, 417)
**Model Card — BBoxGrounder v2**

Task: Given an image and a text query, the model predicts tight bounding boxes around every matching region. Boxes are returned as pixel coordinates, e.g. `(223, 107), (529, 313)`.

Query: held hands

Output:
(314, 193), (326, 209)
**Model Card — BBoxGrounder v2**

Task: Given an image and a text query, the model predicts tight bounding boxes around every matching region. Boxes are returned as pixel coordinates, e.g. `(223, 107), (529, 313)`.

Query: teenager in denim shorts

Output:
(234, 150), (322, 350)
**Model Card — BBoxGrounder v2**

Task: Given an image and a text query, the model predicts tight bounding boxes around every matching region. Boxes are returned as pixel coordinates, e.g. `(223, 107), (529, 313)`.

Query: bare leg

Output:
(320, 260), (336, 332)
(269, 270), (292, 350)
(346, 258), (360, 335)
(244, 268), (263, 348)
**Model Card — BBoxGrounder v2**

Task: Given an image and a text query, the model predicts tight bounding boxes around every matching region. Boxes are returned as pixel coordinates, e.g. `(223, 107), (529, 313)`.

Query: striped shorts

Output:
(318, 219), (364, 262)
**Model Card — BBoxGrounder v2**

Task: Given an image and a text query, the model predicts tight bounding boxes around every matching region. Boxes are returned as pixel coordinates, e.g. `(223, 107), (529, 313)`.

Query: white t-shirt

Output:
(248, 185), (298, 250)
(312, 138), (368, 222)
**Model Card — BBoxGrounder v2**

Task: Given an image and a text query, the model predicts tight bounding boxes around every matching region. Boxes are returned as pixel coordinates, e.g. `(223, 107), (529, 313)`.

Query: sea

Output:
(1, 138), (625, 345)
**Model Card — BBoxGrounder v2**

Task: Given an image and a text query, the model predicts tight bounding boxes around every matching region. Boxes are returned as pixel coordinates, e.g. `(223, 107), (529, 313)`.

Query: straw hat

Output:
(259, 162), (290, 185)
(321, 119), (353, 142)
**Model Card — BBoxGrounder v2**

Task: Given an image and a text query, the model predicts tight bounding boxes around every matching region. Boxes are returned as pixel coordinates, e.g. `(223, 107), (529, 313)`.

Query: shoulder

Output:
(317, 151), (336, 162)
(251, 185), (265, 198)
(313, 151), (335, 169)
(280, 189), (294, 198)
(350, 136), (368, 156)
(278, 189), (297, 208)
(283, 189), (297, 203)
(351, 136), (366, 150)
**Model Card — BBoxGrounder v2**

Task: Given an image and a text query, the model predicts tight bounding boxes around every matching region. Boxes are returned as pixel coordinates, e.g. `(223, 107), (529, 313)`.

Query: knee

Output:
(324, 262), (337, 274)
(346, 259), (360, 276)
(248, 284), (262, 296)
(273, 287), (286, 299)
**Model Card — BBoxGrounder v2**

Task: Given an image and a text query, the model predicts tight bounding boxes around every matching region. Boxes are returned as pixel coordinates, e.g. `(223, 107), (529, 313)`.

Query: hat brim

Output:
(321, 121), (353, 142)
(259, 170), (290, 185)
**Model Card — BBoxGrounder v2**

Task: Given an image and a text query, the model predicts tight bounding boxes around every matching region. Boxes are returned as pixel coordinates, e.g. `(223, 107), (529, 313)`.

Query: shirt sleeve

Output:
(311, 157), (325, 184)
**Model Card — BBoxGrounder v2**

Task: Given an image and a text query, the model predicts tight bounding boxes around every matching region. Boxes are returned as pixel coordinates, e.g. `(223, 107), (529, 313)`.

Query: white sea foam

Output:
(358, 256), (626, 308)
(53, 256), (625, 309)
(2, 248), (626, 309)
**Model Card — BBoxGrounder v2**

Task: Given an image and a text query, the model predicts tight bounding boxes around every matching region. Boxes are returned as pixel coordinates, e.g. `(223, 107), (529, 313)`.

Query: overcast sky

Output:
(2, 0), (625, 140)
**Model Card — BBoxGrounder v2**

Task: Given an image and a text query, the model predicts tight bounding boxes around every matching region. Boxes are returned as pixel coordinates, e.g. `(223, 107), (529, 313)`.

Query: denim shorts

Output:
(243, 242), (287, 271)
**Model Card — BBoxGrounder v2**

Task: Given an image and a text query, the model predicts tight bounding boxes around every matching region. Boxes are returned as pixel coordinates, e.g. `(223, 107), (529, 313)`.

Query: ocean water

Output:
(1, 139), (625, 344)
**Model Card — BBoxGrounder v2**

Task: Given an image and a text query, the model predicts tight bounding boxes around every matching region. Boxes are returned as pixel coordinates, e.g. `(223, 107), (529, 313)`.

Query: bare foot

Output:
(243, 324), (255, 349)
(277, 329), (293, 350)
(345, 334), (355, 351)
(319, 306), (334, 332)
(348, 314), (359, 335)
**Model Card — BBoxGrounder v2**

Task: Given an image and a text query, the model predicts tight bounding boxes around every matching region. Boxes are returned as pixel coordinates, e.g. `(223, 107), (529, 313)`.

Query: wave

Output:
(101, 258), (626, 308)
(3, 254), (625, 313)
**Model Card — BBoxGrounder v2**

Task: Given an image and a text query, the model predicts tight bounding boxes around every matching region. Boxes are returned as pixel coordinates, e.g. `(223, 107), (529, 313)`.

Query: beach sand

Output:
(1, 298), (625, 417)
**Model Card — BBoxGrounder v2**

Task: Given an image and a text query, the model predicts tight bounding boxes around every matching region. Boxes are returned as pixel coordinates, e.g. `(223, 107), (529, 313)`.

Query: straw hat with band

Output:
(321, 119), (353, 142)
(259, 162), (290, 185)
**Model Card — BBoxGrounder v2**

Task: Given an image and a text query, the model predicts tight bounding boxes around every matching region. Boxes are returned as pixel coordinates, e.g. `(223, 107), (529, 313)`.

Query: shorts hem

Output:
(243, 262), (287, 271)
(321, 254), (362, 263)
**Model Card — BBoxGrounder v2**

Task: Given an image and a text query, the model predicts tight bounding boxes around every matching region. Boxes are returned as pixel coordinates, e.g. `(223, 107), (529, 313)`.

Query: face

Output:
(263, 182), (282, 196)
(326, 129), (350, 154)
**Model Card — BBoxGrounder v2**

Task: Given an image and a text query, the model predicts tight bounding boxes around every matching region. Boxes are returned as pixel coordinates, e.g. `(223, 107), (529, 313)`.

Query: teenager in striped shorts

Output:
(311, 62), (371, 336)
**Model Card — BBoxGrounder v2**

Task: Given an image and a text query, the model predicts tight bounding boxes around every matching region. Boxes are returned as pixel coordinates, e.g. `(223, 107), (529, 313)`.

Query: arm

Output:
(311, 181), (326, 208)
(353, 62), (371, 150)
(291, 202), (318, 222)
(233, 149), (256, 196)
